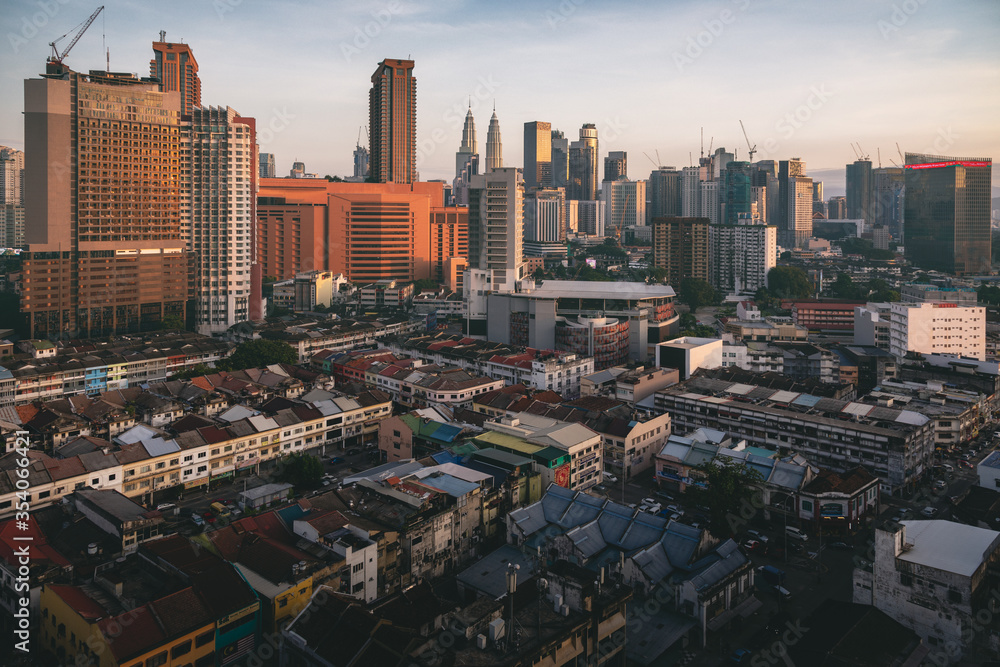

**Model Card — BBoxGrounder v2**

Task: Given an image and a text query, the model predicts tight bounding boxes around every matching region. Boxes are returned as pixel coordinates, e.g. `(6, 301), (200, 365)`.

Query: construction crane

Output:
(739, 120), (757, 163)
(896, 142), (905, 167)
(643, 152), (659, 170)
(855, 143), (869, 161)
(48, 6), (104, 66)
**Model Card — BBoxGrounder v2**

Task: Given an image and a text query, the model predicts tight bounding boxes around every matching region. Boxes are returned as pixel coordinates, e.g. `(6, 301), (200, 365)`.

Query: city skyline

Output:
(1, 0), (998, 196)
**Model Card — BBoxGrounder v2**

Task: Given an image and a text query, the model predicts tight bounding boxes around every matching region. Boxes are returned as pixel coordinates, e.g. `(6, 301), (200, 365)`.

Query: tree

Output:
(219, 339), (298, 371)
(682, 458), (765, 538)
(827, 273), (863, 300)
(280, 453), (324, 489)
(767, 266), (813, 299)
(160, 315), (186, 331)
(412, 278), (441, 293)
(753, 287), (777, 310)
(678, 277), (718, 311)
(170, 364), (213, 381)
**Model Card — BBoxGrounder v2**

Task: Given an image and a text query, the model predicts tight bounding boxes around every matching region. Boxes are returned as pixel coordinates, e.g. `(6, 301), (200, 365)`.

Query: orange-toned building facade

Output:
(257, 179), (468, 284)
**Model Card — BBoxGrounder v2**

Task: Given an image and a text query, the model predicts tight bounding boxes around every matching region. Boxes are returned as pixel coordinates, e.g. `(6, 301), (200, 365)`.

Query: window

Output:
(195, 630), (214, 648)
(278, 597), (288, 608)
(171, 640), (192, 659)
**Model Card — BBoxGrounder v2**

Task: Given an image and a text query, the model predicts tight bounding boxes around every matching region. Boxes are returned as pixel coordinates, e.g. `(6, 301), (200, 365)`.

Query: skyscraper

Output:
(149, 33), (201, 115)
(787, 176), (814, 248)
(353, 143), (370, 181)
(567, 123), (598, 200)
(846, 159), (874, 225)
(647, 167), (681, 223)
(604, 151), (627, 182)
(523, 121), (552, 189)
(904, 153), (992, 275)
(873, 167), (905, 239)
(551, 130), (569, 188)
(453, 108), (479, 206)
(710, 219), (776, 294)
(828, 196), (847, 219)
(485, 108), (502, 172)
(259, 152), (276, 179)
(22, 68), (189, 338)
(602, 180), (646, 232)
(681, 166), (704, 218)
(467, 167), (525, 292)
(723, 161), (752, 225)
(0, 146), (24, 205)
(778, 158), (807, 246)
(369, 58), (416, 184)
(185, 106), (259, 334)
(652, 217), (710, 286)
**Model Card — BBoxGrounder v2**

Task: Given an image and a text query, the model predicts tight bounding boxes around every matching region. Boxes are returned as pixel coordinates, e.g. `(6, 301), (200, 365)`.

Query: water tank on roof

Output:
(488, 618), (505, 642)
(87, 543), (98, 556)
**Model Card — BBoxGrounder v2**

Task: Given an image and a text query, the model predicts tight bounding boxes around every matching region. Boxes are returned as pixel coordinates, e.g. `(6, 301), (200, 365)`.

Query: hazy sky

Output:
(2, 0), (998, 196)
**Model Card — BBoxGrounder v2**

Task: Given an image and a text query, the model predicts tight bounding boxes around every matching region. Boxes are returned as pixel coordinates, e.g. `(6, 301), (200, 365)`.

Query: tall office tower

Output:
(353, 144), (370, 181)
(751, 186), (767, 223)
(604, 151), (627, 182)
(787, 176), (814, 248)
(778, 158), (807, 245)
(567, 123), (598, 200)
(22, 68), (189, 339)
(846, 159), (874, 225)
(873, 167), (905, 239)
(828, 196), (847, 219)
(524, 188), (566, 242)
(571, 200), (605, 236)
(259, 152), (276, 179)
(712, 147), (734, 180)
(753, 160), (779, 225)
(467, 167), (525, 292)
(369, 58), (416, 184)
(290, 161), (305, 178)
(453, 108), (479, 206)
(0, 147), (24, 205)
(523, 121), (552, 189)
(723, 161), (752, 224)
(485, 108), (503, 172)
(813, 181), (823, 202)
(651, 217), (710, 286)
(904, 153), (992, 275)
(551, 130), (569, 188)
(0, 205), (25, 248)
(700, 181), (720, 225)
(149, 34), (201, 114)
(184, 106), (259, 334)
(710, 219), (777, 294)
(681, 166), (704, 217)
(647, 167), (681, 223)
(602, 180), (646, 232)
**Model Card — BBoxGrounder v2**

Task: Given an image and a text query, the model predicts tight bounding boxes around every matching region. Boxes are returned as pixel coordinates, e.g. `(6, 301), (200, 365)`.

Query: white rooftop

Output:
(898, 520), (1000, 577)
(520, 280), (675, 300)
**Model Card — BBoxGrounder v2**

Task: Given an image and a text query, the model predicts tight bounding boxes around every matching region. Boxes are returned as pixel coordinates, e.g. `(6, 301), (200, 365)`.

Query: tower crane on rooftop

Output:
(48, 6), (104, 66)
(739, 120), (757, 163)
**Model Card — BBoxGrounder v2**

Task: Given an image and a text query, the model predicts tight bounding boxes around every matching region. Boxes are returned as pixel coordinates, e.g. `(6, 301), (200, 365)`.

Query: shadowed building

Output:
(369, 59), (416, 184)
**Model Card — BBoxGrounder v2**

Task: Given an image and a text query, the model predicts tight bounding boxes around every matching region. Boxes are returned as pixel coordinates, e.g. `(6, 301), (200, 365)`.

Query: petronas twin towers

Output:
(453, 105), (503, 205)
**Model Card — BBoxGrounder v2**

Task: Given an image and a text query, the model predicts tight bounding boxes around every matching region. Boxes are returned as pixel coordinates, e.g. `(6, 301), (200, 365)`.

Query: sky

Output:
(2, 0), (999, 196)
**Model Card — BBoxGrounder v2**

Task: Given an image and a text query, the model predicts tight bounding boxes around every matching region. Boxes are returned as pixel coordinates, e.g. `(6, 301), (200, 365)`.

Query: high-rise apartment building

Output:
(430, 207), (468, 284)
(467, 167), (525, 293)
(570, 200), (605, 236)
(710, 220), (776, 294)
(259, 152), (276, 179)
(184, 106), (259, 334)
(681, 166), (704, 218)
(524, 188), (566, 243)
(846, 159), (874, 225)
(647, 167), (681, 223)
(290, 161), (305, 178)
(523, 121), (552, 189)
(873, 167), (905, 239)
(700, 181), (720, 225)
(149, 34), (201, 114)
(485, 109), (502, 172)
(651, 217), (710, 286)
(369, 58), (416, 184)
(551, 130), (569, 188)
(778, 159), (810, 247)
(353, 143), (370, 181)
(602, 180), (646, 232)
(568, 124), (598, 201)
(453, 108), (479, 206)
(22, 68), (189, 338)
(0, 147), (24, 205)
(604, 151), (627, 182)
(904, 153), (992, 275)
(0, 205), (25, 249)
(828, 196), (847, 219)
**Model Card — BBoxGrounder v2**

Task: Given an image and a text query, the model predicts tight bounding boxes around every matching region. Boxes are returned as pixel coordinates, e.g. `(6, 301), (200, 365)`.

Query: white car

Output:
(746, 529), (769, 544)
(156, 503), (176, 512)
(603, 472), (619, 483)
(785, 526), (808, 542)
(642, 497), (656, 506)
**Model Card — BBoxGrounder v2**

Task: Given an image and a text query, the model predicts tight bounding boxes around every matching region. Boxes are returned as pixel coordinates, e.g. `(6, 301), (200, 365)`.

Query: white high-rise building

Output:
(889, 302), (985, 360)
(485, 108), (502, 172)
(700, 180), (720, 225)
(787, 176), (813, 248)
(681, 165), (703, 218)
(601, 179), (646, 233)
(570, 200), (605, 236)
(525, 188), (566, 242)
(183, 106), (258, 335)
(467, 167), (524, 294)
(709, 220), (777, 294)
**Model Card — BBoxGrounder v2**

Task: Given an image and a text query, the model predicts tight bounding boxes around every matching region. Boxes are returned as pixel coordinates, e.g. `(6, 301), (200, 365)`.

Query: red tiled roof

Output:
(0, 517), (70, 568)
(48, 584), (108, 621)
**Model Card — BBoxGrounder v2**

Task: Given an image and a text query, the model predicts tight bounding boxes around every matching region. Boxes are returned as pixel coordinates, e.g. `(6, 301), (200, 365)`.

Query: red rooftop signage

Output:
(905, 160), (992, 170)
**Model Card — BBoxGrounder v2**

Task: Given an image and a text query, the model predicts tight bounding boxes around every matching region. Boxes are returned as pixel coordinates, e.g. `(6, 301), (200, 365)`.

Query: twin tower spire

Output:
(460, 103), (502, 172)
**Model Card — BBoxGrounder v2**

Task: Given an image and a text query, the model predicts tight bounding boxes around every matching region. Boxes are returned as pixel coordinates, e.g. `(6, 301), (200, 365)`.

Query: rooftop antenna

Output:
(689, 151), (693, 167)
(700, 128), (704, 159)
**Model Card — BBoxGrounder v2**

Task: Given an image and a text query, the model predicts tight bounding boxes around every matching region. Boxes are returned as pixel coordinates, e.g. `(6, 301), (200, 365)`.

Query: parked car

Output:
(156, 502), (176, 512)
(742, 539), (762, 552)
(642, 497), (656, 506)
(202, 512), (216, 524)
(746, 529), (769, 544)
(933, 480), (947, 490)
(329, 456), (345, 465)
(828, 541), (852, 550)
(921, 506), (938, 518)
(785, 526), (808, 542)
(603, 472), (619, 483)
(191, 514), (205, 526)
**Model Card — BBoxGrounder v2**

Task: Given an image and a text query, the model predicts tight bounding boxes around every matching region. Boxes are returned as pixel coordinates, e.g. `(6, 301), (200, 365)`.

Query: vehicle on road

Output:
(191, 514), (205, 527)
(785, 526), (808, 542)
(921, 506), (938, 518)
(933, 480), (947, 490)
(603, 472), (619, 483)
(828, 542), (852, 550)
(775, 585), (792, 601)
(329, 456), (345, 465)
(743, 540), (766, 553)
(210, 502), (231, 518)
(746, 529), (769, 543)
(156, 503), (176, 512)
(642, 497), (656, 506)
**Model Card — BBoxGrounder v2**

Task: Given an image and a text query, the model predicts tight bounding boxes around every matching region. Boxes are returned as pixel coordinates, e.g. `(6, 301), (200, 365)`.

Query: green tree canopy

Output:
(160, 314), (186, 331)
(280, 453), (324, 489)
(682, 458), (765, 538)
(767, 266), (813, 299)
(678, 277), (719, 311)
(220, 339), (298, 371)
